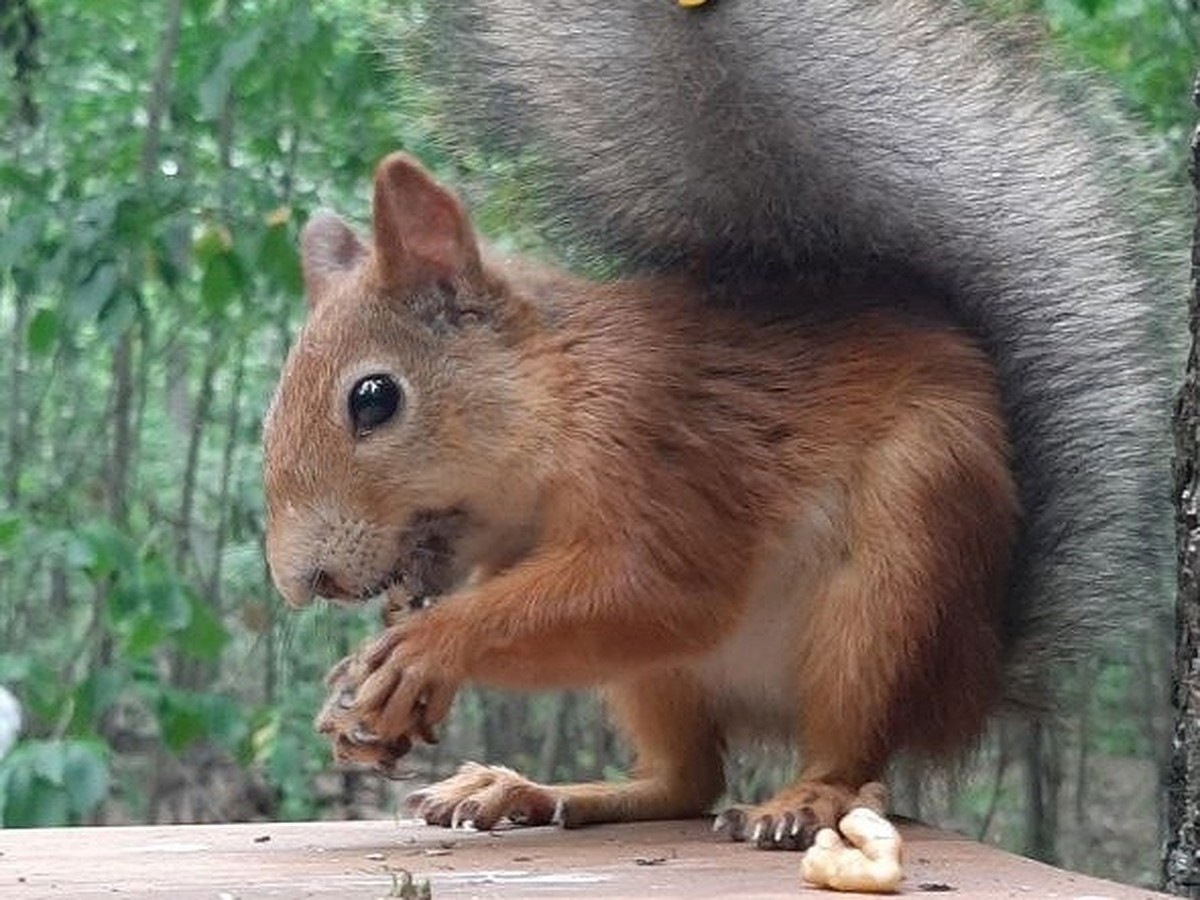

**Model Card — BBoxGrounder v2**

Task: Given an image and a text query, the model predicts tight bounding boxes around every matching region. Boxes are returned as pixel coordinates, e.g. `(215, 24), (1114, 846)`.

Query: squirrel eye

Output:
(348, 374), (403, 436)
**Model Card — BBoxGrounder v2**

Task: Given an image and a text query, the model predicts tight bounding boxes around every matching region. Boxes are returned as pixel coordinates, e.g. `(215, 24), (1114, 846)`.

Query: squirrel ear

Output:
(372, 152), (481, 289)
(300, 212), (366, 305)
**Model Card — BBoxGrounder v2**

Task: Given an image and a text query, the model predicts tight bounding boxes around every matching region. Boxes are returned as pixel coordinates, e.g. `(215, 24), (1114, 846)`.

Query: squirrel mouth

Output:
(379, 506), (469, 606)
(316, 506), (470, 608)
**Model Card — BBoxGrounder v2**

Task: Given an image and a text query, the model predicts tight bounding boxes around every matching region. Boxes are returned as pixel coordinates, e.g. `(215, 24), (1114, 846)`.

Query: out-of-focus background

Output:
(0, 0), (1193, 888)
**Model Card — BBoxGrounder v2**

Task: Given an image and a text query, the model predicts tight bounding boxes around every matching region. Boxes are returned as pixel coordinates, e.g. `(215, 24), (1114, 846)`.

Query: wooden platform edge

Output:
(0, 816), (1171, 899)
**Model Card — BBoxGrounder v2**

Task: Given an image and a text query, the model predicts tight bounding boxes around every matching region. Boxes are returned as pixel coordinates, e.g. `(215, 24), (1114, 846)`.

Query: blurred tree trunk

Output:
(1073, 662), (1095, 829)
(111, 0), (184, 531)
(135, 0), (186, 825)
(6, 289), (27, 507)
(206, 341), (246, 604)
(1023, 720), (1061, 865)
(176, 351), (217, 569)
(1166, 80), (1200, 898)
(537, 693), (572, 783)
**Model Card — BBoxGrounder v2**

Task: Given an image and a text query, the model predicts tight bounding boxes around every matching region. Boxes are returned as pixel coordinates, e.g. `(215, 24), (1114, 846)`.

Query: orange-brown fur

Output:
(264, 154), (1018, 848)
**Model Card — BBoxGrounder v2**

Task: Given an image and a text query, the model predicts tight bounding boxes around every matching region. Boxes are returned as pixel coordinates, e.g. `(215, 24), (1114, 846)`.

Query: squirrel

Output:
(262, 0), (1171, 851)
(269, 152), (1015, 847)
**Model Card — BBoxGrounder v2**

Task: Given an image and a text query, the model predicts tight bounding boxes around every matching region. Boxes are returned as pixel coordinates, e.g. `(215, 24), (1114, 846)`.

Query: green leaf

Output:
(257, 217), (303, 296)
(0, 654), (30, 682)
(69, 667), (126, 736)
(201, 250), (241, 315)
(0, 515), (22, 548)
(70, 197), (119, 255)
(29, 741), (66, 786)
(26, 307), (60, 356)
(194, 224), (233, 264)
(0, 658), (59, 727)
(157, 692), (210, 753)
(177, 593), (229, 662)
(0, 213), (43, 270)
(0, 741), (109, 826)
(1, 770), (71, 827)
(113, 194), (156, 242)
(198, 27), (265, 120)
(156, 689), (246, 756)
(198, 695), (245, 750)
(121, 613), (168, 659)
(62, 742), (110, 816)
(72, 262), (119, 323)
(96, 283), (139, 343)
(139, 555), (192, 632)
(76, 521), (138, 580)
(153, 220), (192, 291)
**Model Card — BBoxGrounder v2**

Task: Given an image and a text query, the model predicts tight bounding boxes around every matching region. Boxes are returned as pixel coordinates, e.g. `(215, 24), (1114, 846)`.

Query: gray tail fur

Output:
(407, 0), (1177, 709)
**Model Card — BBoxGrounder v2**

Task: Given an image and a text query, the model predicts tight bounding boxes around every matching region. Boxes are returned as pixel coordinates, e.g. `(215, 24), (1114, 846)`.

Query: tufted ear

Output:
(300, 211), (366, 306)
(372, 152), (482, 290)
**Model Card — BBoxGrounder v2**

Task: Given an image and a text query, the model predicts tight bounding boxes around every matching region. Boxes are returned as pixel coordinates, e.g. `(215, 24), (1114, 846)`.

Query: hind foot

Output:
(714, 780), (887, 850)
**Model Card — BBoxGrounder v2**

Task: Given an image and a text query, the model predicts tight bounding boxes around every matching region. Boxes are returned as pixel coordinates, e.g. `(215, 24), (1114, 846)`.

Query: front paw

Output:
(407, 762), (560, 830)
(315, 625), (461, 773)
(314, 655), (413, 775)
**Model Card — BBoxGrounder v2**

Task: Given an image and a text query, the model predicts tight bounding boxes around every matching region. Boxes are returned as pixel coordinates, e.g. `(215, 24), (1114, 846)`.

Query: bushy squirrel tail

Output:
(413, 0), (1176, 708)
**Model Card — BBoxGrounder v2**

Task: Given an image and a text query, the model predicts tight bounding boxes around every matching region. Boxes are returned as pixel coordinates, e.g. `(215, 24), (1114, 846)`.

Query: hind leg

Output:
(722, 411), (1014, 849)
(719, 551), (1001, 850)
(408, 668), (724, 830)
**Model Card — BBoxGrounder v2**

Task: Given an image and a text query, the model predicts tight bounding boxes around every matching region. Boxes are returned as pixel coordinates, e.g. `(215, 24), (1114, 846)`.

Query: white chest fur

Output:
(692, 487), (845, 741)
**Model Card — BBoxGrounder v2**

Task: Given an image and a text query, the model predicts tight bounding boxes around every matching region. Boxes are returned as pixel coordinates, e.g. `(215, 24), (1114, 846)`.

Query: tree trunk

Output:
(6, 288), (27, 507)
(1023, 720), (1061, 865)
(1164, 76), (1200, 898)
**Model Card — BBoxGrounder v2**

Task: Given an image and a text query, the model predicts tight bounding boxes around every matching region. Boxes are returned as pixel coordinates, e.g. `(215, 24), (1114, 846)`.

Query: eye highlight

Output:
(348, 374), (403, 436)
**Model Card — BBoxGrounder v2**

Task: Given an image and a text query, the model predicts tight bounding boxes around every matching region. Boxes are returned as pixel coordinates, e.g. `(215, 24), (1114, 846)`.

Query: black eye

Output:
(349, 374), (403, 436)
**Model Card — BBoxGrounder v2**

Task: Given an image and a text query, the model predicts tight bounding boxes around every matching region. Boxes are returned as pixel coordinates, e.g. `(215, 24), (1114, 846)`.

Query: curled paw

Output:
(407, 762), (561, 831)
(314, 656), (414, 775)
(314, 627), (459, 774)
(713, 781), (887, 851)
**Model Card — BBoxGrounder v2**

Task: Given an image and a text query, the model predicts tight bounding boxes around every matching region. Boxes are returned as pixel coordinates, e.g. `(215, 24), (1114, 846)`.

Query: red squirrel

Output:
(263, 153), (1018, 849)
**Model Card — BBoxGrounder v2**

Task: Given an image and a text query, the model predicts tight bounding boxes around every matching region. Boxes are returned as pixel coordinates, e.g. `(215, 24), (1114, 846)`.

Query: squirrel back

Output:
(415, 0), (1174, 708)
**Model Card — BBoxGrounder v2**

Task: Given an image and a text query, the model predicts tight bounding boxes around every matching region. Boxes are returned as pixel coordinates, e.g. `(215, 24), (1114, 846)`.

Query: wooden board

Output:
(0, 817), (1169, 899)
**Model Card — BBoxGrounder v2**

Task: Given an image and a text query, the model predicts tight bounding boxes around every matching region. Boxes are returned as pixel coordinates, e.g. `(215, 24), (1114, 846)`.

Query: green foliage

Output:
(247, 685), (330, 820)
(0, 739), (109, 827)
(1039, 0), (1197, 135)
(975, 0), (1198, 138)
(0, 0), (409, 824)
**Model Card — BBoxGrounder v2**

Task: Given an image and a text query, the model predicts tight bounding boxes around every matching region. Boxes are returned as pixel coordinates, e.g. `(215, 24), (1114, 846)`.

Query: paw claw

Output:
(751, 818), (769, 848)
(714, 807), (747, 841)
(451, 800), (481, 830)
(775, 812), (795, 844)
(348, 726), (379, 745)
(324, 656), (355, 686)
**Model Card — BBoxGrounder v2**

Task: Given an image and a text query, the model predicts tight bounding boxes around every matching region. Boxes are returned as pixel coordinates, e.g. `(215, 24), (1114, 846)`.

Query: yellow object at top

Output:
(678, 0), (709, 7)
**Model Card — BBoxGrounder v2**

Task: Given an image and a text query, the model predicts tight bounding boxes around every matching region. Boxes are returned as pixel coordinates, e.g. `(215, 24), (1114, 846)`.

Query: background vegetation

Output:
(0, 0), (1193, 888)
